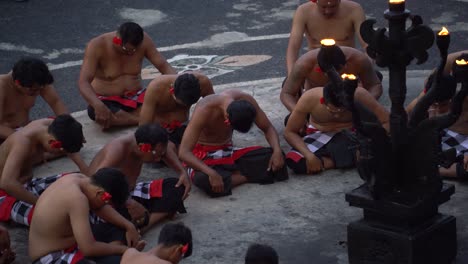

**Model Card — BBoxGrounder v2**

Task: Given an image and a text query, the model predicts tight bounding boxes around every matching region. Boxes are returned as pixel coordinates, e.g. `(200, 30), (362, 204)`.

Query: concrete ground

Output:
(8, 71), (468, 264)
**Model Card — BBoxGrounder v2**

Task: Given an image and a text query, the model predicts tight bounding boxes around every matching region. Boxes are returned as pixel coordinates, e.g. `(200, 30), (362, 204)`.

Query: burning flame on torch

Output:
(341, 74), (357, 80)
(456, 59), (468, 65)
(438, 27), (449, 36)
(320, 39), (336, 46)
(389, 0), (405, 3)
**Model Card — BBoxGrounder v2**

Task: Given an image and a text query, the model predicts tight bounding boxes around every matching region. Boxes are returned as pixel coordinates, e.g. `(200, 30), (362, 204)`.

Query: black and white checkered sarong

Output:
(441, 129), (468, 156)
(32, 245), (84, 264)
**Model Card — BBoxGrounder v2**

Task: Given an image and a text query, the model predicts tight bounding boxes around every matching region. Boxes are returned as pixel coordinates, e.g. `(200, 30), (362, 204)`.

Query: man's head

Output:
(323, 82), (343, 108)
(226, 100), (257, 133)
(157, 222), (193, 264)
(425, 73), (457, 103)
(135, 124), (169, 162)
(115, 22), (144, 54)
(90, 167), (129, 208)
(48, 114), (85, 153)
(245, 244), (278, 264)
(173, 73), (201, 106)
(316, 0), (341, 18)
(12, 57), (54, 96)
(317, 45), (346, 73)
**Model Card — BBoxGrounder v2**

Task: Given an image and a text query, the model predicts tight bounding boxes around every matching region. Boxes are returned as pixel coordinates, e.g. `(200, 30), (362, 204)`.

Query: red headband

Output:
(49, 140), (63, 149)
(101, 192), (112, 202)
(224, 119), (231, 126)
(315, 67), (323, 73)
(320, 97), (325, 104)
(310, 0), (317, 3)
(113, 36), (122, 46)
(15, 80), (21, 86)
(169, 86), (175, 95)
(139, 143), (152, 153)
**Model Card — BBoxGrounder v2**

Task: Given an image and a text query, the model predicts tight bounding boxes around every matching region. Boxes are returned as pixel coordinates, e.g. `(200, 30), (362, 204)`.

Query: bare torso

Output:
(121, 249), (170, 264)
(0, 119), (52, 185)
(0, 74), (38, 129)
(88, 135), (143, 190)
(149, 77), (191, 124)
(90, 33), (145, 96)
(302, 2), (357, 49)
(29, 174), (86, 261)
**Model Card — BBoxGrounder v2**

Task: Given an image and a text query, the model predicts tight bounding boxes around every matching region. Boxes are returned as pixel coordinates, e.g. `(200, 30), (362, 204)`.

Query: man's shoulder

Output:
(342, 0), (363, 9)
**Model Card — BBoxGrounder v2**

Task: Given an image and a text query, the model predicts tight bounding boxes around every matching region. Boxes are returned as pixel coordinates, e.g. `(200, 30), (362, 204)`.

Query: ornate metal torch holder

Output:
(345, 1), (458, 263)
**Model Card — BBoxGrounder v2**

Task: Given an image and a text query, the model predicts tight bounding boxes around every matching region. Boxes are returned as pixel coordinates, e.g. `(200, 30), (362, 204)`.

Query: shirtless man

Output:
(284, 76), (389, 174)
(286, 0), (367, 76)
(407, 52), (468, 179)
(88, 124), (187, 233)
(29, 168), (144, 264)
(281, 45), (382, 115)
(0, 114), (87, 226)
(78, 22), (176, 130)
(0, 58), (68, 141)
(179, 90), (287, 197)
(121, 222), (192, 264)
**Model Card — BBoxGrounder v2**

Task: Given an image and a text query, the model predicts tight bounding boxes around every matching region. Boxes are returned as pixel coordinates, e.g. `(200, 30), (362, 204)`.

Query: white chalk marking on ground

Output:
(119, 8), (167, 27)
(44, 48), (84, 60)
(47, 32), (290, 70)
(0, 42), (43, 54)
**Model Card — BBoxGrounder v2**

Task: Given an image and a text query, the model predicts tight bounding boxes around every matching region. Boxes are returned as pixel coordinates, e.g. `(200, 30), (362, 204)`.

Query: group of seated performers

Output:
(0, 0), (467, 262)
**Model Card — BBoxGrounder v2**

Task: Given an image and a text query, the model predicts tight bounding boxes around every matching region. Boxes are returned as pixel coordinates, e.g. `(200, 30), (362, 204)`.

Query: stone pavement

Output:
(8, 71), (468, 264)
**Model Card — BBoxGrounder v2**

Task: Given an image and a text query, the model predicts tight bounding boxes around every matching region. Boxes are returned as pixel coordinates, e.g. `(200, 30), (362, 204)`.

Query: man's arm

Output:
(78, 41), (112, 128)
(40, 85), (68, 116)
(245, 96), (284, 171)
(280, 58), (309, 112)
(354, 87), (390, 130)
(144, 34), (176, 75)
(351, 3), (368, 51)
(286, 5), (307, 75)
(196, 74), (215, 97)
(162, 142), (191, 199)
(138, 81), (158, 126)
(0, 89), (16, 140)
(93, 205), (140, 247)
(0, 140), (38, 204)
(69, 195), (128, 256)
(67, 153), (89, 175)
(357, 55), (383, 99)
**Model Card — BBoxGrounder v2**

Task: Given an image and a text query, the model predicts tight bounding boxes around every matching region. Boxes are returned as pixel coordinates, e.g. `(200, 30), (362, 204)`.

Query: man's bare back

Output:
(286, 0), (366, 74)
(121, 249), (171, 264)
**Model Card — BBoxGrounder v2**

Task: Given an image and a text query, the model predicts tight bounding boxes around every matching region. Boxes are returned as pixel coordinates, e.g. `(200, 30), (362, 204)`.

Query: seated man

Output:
(140, 72), (215, 146)
(286, 0), (367, 76)
(0, 114), (87, 226)
(121, 222), (193, 264)
(179, 90), (288, 198)
(78, 22), (176, 130)
(0, 58), (68, 142)
(407, 52), (468, 179)
(29, 168), (145, 264)
(284, 77), (389, 174)
(88, 124), (187, 233)
(0, 225), (15, 264)
(245, 244), (279, 264)
(281, 44), (382, 115)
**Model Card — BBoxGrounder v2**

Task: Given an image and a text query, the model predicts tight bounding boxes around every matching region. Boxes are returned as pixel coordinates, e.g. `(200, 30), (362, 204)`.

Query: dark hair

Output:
(174, 73), (201, 106)
(48, 114), (84, 153)
(245, 244), (279, 264)
(317, 45), (346, 72)
(135, 123), (169, 145)
(12, 57), (54, 87)
(323, 82), (343, 107)
(158, 222), (193, 258)
(118, 22), (144, 46)
(226, 100), (257, 133)
(425, 73), (457, 103)
(91, 167), (129, 206)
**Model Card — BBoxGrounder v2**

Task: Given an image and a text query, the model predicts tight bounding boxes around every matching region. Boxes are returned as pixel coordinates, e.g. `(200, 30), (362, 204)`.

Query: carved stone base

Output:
(347, 214), (456, 264)
(346, 183), (457, 264)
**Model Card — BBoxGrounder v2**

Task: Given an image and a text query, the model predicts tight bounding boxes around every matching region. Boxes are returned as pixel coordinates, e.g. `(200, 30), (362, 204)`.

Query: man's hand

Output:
(94, 102), (112, 129)
(208, 171), (224, 193)
(268, 150), (285, 172)
(126, 199), (148, 227)
(175, 172), (191, 200)
(125, 223), (141, 248)
(304, 153), (324, 174)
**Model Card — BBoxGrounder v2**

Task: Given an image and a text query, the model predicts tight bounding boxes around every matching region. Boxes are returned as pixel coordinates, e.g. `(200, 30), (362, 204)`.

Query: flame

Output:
(320, 39), (336, 46)
(438, 27), (449, 36)
(389, 0), (404, 3)
(456, 59), (468, 65)
(341, 73), (357, 80)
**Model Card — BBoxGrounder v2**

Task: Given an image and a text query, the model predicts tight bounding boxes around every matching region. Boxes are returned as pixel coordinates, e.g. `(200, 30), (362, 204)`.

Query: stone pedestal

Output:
(346, 184), (457, 264)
